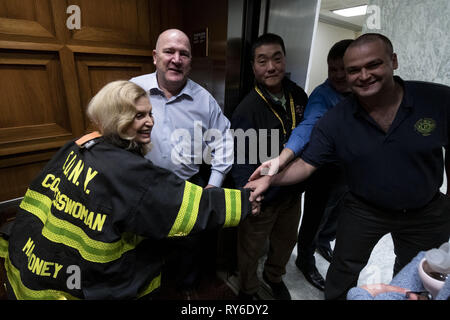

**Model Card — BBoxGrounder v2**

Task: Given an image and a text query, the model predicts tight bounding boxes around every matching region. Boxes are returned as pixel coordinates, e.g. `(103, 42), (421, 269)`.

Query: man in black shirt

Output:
(246, 33), (450, 300)
(231, 33), (308, 300)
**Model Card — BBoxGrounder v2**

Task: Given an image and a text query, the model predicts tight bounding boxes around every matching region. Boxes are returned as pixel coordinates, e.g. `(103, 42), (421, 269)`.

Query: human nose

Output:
(359, 68), (370, 81)
(171, 52), (181, 64)
(267, 60), (276, 72)
(145, 114), (154, 127)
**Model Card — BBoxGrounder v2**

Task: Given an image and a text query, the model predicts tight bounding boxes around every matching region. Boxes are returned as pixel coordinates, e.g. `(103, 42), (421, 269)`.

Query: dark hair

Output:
(327, 39), (353, 62)
(251, 33), (286, 61)
(348, 33), (394, 56)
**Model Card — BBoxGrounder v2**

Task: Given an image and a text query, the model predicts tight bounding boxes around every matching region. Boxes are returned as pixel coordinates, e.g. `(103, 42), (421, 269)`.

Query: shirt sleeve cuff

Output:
(208, 170), (225, 187)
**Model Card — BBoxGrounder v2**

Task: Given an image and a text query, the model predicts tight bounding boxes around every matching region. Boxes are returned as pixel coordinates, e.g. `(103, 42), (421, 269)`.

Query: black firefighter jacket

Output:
(0, 134), (251, 299)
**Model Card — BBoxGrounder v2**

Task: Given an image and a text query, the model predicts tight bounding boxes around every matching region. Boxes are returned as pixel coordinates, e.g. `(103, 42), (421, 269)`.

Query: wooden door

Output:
(0, 0), (183, 201)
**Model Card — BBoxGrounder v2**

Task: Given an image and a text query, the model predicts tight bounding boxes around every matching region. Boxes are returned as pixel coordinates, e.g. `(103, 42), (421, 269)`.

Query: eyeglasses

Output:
(405, 291), (433, 300)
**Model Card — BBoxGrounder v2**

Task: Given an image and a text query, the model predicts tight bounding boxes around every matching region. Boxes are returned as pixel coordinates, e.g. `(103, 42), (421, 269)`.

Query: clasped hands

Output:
(247, 157), (281, 215)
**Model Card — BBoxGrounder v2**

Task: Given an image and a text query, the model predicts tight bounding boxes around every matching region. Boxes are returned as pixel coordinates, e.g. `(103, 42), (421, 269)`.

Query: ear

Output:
(152, 50), (157, 66)
(391, 53), (398, 70)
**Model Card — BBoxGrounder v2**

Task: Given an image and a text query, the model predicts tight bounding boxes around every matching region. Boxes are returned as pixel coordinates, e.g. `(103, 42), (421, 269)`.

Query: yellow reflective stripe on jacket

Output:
(21, 189), (50, 223)
(4, 253), (78, 300)
(20, 189), (143, 264)
(137, 273), (161, 299)
(0, 237), (8, 258)
(223, 189), (241, 227)
(168, 182), (202, 237)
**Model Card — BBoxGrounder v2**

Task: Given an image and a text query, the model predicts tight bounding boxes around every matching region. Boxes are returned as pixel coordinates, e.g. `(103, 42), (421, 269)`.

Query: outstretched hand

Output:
(361, 284), (432, 300)
(360, 284), (409, 297)
(249, 157), (280, 181)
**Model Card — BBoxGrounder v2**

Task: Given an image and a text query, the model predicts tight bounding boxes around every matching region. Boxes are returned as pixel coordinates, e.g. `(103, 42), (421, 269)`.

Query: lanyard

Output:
(254, 85), (296, 135)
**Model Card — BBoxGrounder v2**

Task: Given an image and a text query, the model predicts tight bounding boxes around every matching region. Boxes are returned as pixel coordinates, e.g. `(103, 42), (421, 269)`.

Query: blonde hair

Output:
(86, 80), (150, 154)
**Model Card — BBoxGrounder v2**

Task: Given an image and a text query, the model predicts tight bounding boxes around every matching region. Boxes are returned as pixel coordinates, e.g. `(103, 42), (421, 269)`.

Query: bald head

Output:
(153, 29), (192, 98)
(155, 29), (191, 52)
(346, 33), (394, 57)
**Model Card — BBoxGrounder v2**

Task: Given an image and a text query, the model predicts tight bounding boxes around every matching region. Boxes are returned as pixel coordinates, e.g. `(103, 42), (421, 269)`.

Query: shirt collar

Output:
(268, 91), (286, 105)
(148, 72), (193, 100)
(396, 76), (413, 110)
(256, 79), (285, 105)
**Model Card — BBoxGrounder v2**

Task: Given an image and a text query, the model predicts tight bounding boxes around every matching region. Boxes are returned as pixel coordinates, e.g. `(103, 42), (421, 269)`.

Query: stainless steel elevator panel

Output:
(225, 0), (246, 117)
(225, 0), (320, 116)
(266, 0), (320, 89)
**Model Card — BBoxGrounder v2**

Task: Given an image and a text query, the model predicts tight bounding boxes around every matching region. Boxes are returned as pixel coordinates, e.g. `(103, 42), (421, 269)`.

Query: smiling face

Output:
(125, 96), (154, 145)
(153, 29), (192, 96)
(343, 39), (398, 99)
(252, 43), (286, 94)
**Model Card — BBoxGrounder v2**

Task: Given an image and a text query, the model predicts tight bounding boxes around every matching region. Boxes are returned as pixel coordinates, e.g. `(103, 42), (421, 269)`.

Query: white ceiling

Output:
(319, 0), (369, 31)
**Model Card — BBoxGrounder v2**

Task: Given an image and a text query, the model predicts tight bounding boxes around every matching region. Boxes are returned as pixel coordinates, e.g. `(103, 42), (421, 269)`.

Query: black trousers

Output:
(296, 163), (348, 268)
(325, 192), (450, 300)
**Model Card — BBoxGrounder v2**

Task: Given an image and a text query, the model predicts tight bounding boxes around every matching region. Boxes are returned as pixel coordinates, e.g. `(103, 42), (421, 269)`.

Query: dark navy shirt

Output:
(302, 77), (450, 211)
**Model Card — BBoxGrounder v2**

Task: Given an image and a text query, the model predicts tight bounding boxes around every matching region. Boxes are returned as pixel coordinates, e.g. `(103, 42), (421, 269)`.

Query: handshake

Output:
(243, 149), (315, 216)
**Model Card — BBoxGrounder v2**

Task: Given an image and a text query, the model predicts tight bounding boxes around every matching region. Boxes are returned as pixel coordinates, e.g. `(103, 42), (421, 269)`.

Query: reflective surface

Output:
(266, 0), (320, 89)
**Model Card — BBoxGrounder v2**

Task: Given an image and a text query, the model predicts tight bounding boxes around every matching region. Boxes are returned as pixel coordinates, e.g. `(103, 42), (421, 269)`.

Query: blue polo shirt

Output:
(301, 76), (450, 211)
(285, 79), (344, 156)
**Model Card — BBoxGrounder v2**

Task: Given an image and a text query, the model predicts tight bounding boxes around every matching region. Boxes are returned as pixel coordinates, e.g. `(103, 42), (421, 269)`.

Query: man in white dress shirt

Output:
(131, 29), (233, 298)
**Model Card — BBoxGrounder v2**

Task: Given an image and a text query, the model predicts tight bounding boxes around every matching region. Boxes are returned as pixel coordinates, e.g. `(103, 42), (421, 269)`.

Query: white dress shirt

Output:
(130, 72), (233, 187)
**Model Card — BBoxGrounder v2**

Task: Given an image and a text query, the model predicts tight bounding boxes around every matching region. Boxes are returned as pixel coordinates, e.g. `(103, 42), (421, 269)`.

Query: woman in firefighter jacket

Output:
(0, 80), (256, 299)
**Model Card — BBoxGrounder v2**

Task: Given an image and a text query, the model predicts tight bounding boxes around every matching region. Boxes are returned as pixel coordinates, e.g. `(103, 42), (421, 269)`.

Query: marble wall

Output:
(364, 0), (450, 86)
